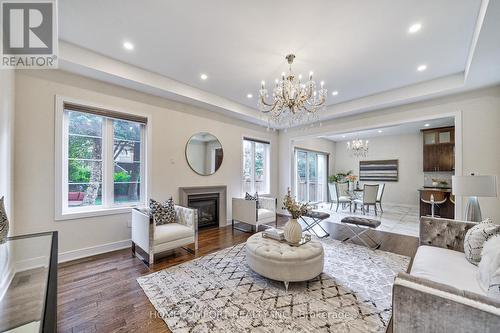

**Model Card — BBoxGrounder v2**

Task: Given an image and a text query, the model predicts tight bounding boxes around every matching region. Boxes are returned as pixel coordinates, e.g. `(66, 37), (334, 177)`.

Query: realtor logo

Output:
(1, 0), (58, 68)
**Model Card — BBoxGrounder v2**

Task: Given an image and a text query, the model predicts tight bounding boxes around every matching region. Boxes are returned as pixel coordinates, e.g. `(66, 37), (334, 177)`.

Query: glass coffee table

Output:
(0, 232), (58, 333)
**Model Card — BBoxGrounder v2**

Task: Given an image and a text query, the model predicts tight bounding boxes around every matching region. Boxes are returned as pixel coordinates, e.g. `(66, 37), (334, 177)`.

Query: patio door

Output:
(295, 149), (328, 203)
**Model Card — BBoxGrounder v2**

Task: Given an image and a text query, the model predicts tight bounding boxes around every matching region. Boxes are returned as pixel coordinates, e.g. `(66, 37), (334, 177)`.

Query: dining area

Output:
(328, 181), (386, 216)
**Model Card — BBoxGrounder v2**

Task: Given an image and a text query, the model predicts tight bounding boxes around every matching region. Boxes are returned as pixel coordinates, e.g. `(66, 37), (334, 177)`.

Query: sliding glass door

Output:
(295, 149), (328, 203)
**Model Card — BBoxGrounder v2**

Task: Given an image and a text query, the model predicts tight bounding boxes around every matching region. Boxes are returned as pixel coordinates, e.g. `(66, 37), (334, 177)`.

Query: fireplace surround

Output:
(179, 186), (227, 227)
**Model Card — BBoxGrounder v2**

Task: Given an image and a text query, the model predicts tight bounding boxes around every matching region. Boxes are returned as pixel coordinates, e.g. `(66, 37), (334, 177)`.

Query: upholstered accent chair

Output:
(131, 206), (198, 267)
(392, 217), (500, 333)
(353, 184), (379, 215)
(328, 182), (352, 212)
(232, 196), (277, 232)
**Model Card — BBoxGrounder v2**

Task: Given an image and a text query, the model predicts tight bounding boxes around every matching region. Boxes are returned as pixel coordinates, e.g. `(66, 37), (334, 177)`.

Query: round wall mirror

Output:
(185, 132), (223, 176)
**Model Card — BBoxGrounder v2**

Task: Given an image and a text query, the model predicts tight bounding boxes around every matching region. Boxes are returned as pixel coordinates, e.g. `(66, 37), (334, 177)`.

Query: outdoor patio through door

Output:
(295, 149), (327, 204)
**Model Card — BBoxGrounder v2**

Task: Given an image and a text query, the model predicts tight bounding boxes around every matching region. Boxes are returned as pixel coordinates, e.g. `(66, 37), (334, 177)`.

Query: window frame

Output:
(55, 96), (150, 221)
(241, 136), (271, 196)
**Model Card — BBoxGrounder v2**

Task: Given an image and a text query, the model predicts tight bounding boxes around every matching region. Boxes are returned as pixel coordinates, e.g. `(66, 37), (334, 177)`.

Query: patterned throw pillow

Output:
(245, 192), (260, 209)
(149, 198), (177, 225)
(0, 196), (9, 244)
(464, 219), (500, 265)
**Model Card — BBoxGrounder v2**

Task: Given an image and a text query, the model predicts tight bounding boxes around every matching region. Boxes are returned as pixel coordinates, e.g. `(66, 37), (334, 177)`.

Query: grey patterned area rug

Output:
(137, 238), (410, 332)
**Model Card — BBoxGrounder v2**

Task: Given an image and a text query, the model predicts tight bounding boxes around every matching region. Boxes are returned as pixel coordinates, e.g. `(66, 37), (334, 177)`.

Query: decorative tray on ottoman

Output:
(261, 230), (312, 247)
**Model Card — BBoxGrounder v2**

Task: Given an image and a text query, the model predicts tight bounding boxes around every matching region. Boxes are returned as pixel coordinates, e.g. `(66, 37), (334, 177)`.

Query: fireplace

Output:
(187, 193), (219, 228)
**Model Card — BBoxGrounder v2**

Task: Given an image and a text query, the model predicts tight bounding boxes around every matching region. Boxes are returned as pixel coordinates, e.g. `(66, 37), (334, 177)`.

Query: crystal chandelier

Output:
(347, 139), (369, 157)
(259, 54), (327, 128)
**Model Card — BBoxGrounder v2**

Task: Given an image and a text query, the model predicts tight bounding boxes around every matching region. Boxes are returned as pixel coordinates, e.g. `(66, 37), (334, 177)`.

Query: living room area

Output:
(1, 1), (500, 332)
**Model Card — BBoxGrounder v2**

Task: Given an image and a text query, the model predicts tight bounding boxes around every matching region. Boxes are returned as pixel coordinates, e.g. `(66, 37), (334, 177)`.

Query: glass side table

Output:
(0, 231), (58, 333)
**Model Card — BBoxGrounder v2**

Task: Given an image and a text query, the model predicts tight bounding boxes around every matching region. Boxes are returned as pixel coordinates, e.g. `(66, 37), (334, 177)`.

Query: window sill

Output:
(55, 205), (143, 221)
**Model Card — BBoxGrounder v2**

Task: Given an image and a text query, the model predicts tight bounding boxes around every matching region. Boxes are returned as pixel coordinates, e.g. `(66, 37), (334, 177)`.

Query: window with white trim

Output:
(60, 103), (146, 216)
(295, 148), (328, 203)
(242, 137), (270, 194)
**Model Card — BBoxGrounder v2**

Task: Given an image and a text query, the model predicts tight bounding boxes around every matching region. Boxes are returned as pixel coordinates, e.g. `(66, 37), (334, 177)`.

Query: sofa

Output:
(392, 217), (500, 332)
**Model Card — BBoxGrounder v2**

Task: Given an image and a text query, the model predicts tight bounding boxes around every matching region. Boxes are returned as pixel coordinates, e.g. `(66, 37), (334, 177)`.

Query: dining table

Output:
(349, 188), (364, 200)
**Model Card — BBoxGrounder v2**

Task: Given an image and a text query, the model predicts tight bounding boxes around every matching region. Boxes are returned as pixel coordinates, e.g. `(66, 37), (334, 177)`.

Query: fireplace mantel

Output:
(179, 186), (227, 227)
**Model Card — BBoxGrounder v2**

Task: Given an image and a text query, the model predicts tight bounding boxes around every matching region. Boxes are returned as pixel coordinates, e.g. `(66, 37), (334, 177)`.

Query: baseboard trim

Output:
(58, 239), (132, 263)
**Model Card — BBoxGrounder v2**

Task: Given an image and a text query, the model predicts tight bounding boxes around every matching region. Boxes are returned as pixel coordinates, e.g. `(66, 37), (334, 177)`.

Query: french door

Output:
(295, 149), (328, 203)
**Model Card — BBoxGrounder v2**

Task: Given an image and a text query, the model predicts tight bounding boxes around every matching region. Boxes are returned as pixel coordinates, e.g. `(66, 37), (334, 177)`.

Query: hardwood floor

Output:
(57, 216), (418, 332)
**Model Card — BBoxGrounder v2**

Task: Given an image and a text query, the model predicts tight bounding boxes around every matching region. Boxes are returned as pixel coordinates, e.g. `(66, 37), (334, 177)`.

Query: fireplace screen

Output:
(187, 193), (219, 228)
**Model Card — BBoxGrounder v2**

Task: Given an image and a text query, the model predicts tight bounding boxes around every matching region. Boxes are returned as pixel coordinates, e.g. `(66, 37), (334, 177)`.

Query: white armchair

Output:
(232, 196), (277, 232)
(131, 205), (198, 267)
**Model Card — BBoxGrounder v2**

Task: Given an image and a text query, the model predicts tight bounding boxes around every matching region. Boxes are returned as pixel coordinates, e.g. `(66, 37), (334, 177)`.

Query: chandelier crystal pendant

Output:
(347, 139), (369, 157)
(259, 54), (327, 128)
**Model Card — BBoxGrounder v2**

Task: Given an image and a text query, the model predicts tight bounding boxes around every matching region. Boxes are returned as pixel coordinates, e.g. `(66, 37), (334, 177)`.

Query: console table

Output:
(0, 231), (58, 332)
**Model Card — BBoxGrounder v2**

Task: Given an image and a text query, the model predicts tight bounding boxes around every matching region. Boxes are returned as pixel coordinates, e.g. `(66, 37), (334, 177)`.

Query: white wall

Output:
(279, 85), (500, 222)
(334, 133), (423, 206)
(0, 70), (15, 223)
(13, 70), (278, 259)
(0, 69), (15, 297)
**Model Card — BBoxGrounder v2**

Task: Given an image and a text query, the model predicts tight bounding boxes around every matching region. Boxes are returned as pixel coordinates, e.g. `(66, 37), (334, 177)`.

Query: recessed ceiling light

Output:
(408, 23), (422, 34)
(123, 41), (134, 50)
(332, 91), (339, 96)
(200, 73), (208, 80)
(378, 130), (383, 133)
(247, 93), (253, 99)
(424, 123), (430, 127)
(342, 135), (346, 138)
(417, 64), (427, 72)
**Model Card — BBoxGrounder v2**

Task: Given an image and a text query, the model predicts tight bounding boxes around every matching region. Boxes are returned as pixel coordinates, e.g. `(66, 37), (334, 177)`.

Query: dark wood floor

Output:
(57, 216), (419, 332)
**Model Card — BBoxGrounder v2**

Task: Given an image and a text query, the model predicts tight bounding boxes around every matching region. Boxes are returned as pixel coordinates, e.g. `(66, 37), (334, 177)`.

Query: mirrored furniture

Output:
(0, 232), (58, 333)
(185, 132), (223, 176)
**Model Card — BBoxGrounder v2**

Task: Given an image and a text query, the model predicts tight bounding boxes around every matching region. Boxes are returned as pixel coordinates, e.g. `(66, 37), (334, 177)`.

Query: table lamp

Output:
(452, 174), (497, 222)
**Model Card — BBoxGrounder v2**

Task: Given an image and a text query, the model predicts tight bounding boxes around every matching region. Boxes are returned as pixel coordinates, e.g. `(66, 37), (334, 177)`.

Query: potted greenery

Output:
(328, 170), (353, 183)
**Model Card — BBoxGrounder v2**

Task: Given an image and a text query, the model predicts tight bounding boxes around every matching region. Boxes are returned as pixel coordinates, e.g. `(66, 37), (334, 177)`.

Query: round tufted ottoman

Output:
(246, 232), (324, 291)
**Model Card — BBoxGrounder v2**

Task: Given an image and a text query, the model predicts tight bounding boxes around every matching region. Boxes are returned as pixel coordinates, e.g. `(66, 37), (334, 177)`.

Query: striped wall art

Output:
(359, 159), (399, 182)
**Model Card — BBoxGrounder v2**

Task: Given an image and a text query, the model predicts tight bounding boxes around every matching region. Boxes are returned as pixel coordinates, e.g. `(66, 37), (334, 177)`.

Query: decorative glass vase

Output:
(284, 218), (302, 244)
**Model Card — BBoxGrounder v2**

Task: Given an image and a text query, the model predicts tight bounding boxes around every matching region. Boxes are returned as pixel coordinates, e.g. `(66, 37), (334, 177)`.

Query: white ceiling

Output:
(57, 0), (500, 127)
(321, 117), (455, 142)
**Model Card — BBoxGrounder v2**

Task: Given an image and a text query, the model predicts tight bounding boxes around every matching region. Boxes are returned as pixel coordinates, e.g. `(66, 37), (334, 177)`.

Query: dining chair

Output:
(328, 182), (352, 212)
(336, 182), (350, 197)
(353, 184), (380, 216)
(376, 183), (386, 213)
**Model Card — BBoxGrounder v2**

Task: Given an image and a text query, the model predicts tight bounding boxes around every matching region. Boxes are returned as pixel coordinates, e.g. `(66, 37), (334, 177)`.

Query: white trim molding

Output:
(54, 95), (152, 221)
(58, 239), (132, 263)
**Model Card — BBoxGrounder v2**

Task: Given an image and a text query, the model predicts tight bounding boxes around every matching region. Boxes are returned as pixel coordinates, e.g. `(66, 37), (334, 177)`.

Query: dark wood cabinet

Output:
(422, 126), (455, 172)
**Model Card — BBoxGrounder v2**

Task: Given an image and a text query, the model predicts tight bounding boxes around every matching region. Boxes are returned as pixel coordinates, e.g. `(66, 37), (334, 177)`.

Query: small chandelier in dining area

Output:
(347, 139), (369, 157)
(258, 54), (327, 128)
